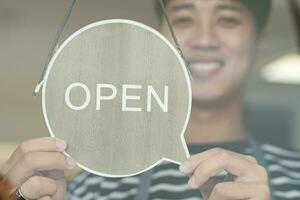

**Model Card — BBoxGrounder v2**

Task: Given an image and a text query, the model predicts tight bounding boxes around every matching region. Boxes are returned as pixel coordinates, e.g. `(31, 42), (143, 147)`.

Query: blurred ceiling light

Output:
(262, 54), (300, 84)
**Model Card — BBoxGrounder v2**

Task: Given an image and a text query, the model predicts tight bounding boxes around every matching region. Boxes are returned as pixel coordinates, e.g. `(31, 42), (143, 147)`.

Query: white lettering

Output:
(65, 83), (91, 110)
(147, 86), (169, 112)
(96, 84), (117, 110)
(65, 83), (169, 112)
(122, 85), (142, 112)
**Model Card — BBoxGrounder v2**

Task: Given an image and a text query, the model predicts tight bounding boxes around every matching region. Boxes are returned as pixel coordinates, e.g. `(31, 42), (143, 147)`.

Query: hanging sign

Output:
(42, 19), (191, 177)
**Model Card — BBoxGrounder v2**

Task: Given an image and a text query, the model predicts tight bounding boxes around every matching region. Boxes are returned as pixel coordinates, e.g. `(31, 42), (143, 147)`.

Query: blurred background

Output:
(0, 0), (300, 166)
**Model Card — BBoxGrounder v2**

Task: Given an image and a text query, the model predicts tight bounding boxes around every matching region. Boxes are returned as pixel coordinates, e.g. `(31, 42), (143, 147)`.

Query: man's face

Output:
(160, 0), (259, 107)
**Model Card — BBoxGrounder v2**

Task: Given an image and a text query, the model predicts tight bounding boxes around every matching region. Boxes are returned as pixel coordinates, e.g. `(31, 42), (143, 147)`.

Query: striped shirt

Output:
(66, 142), (300, 200)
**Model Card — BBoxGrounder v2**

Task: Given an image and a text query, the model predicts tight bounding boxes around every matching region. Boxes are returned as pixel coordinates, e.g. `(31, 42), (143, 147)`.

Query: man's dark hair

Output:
(155, 0), (272, 33)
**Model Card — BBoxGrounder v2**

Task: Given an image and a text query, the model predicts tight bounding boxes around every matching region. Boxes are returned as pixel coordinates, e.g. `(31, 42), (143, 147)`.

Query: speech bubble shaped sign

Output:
(43, 19), (191, 177)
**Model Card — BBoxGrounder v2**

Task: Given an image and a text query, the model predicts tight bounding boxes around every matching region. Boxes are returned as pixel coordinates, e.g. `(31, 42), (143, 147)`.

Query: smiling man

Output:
(1, 0), (300, 200)
(161, 0), (260, 145)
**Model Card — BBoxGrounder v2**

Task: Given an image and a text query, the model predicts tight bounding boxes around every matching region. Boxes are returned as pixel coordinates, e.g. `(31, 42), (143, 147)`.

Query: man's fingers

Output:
(18, 137), (67, 153)
(180, 148), (258, 176)
(199, 178), (223, 200)
(43, 170), (65, 180)
(52, 178), (67, 200)
(186, 150), (267, 188)
(36, 171), (66, 199)
(208, 182), (270, 200)
(20, 176), (57, 199)
(7, 152), (76, 185)
(179, 148), (221, 175)
(2, 137), (66, 174)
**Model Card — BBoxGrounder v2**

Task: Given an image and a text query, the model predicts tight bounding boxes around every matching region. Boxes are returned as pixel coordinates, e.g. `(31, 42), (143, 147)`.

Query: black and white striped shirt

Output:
(66, 142), (300, 200)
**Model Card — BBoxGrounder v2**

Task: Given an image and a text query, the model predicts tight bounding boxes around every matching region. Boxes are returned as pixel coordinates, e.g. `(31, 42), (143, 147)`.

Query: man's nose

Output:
(188, 23), (220, 51)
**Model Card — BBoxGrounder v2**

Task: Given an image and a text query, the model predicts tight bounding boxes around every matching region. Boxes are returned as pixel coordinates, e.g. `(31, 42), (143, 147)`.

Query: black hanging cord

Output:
(32, 0), (77, 96)
(159, 0), (192, 79)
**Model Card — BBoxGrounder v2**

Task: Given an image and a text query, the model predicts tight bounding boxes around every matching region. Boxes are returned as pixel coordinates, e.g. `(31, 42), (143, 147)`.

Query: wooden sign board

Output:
(42, 19), (191, 177)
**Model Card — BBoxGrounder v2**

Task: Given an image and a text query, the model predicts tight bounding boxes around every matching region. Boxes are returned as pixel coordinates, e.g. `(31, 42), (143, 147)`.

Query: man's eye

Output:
(218, 17), (241, 27)
(172, 17), (193, 27)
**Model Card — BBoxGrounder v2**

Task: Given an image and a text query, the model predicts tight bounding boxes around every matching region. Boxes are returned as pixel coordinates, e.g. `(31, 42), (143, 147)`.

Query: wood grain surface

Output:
(43, 20), (191, 177)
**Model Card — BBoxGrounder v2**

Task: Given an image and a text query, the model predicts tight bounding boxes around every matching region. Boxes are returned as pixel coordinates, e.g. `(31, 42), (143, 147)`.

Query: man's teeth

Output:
(190, 62), (222, 72)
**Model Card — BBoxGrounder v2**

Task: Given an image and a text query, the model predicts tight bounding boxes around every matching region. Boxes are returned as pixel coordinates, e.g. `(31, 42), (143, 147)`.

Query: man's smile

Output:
(188, 58), (225, 80)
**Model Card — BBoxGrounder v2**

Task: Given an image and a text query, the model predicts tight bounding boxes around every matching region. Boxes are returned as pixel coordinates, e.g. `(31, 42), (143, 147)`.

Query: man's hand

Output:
(0, 137), (76, 200)
(179, 148), (270, 200)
